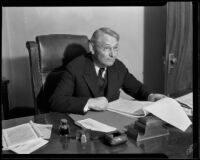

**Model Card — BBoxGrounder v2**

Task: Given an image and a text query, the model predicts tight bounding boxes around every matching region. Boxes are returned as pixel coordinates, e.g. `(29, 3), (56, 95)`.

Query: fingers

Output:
(158, 94), (167, 98)
(148, 93), (167, 102)
(88, 97), (108, 111)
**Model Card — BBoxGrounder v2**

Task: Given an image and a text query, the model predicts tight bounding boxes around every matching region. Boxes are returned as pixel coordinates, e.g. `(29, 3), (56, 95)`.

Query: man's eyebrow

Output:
(101, 43), (119, 46)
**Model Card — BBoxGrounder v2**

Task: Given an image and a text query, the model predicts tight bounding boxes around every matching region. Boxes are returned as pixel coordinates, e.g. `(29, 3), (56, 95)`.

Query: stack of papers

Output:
(107, 97), (192, 132)
(107, 99), (153, 117)
(176, 92), (193, 116)
(76, 118), (117, 133)
(2, 121), (52, 154)
(176, 92), (193, 108)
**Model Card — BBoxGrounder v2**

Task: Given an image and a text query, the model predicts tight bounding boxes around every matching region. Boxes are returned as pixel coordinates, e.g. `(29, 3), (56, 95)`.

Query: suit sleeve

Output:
(121, 64), (150, 101)
(49, 66), (89, 114)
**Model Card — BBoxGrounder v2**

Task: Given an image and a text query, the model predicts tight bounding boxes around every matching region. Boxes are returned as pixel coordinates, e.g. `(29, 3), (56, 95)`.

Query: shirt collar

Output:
(93, 62), (107, 78)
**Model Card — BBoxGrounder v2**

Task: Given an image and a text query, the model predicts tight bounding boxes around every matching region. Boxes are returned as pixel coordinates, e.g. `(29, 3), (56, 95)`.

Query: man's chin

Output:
(104, 61), (115, 67)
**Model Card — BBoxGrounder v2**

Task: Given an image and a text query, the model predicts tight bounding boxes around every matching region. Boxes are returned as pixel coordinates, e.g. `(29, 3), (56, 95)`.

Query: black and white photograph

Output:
(2, 1), (199, 159)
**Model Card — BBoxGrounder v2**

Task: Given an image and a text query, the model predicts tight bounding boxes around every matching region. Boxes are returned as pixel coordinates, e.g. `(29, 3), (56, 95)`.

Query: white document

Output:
(2, 123), (39, 148)
(176, 92), (193, 108)
(144, 97), (192, 132)
(175, 93), (193, 116)
(2, 121), (52, 154)
(107, 98), (153, 117)
(2, 134), (9, 150)
(76, 118), (117, 133)
(9, 138), (48, 154)
(107, 97), (192, 132)
(30, 121), (53, 139)
(182, 107), (193, 117)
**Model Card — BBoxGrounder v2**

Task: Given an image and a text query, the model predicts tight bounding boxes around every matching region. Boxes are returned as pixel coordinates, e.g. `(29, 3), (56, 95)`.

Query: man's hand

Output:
(87, 97), (108, 111)
(148, 93), (167, 102)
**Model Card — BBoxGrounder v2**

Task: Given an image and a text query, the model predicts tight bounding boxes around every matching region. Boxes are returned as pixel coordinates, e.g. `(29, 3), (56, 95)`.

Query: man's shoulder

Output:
(65, 53), (92, 73)
(67, 53), (90, 66)
(114, 59), (126, 69)
(110, 59), (128, 75)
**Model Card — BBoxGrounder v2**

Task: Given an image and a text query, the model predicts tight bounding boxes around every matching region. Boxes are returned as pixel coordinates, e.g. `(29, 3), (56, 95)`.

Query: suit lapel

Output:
(83, 56), (100, 97)
(106, 64), (118, 99)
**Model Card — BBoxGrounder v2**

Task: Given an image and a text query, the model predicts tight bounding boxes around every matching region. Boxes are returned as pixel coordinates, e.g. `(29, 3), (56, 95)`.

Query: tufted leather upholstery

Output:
(26, 34), (89, 114)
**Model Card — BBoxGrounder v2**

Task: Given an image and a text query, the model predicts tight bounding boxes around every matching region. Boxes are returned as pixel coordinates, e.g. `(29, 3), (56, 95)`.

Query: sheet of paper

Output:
(176, 92), (193, 108)
(2, 123), (39, 148)
(106, 108), (147, 118)
(144, 97), (192, 132)
(31, 121), (53, 139)
(107, 98), (153, 116)
(29, 121), (43, 137)
(182, 108), (193, 117)
(9, 138), (48, 154)
(2, 134), (9, 150)
(2, 121), (52, 153)
(76, 118), (117, 133)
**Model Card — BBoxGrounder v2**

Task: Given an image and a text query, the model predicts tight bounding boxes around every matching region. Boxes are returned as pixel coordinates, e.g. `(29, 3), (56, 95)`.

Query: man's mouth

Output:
(107, 58), (115, 62)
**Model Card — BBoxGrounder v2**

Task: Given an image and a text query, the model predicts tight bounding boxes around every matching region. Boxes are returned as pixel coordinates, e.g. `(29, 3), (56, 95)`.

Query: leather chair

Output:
(26, 34), (89, 114)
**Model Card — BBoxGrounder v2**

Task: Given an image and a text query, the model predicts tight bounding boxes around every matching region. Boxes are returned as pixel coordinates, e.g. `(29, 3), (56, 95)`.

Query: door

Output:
(164, 2), (193, 97)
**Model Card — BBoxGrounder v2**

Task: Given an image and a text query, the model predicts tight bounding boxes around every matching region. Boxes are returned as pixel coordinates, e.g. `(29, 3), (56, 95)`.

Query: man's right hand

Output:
(87, 97), (108, 111)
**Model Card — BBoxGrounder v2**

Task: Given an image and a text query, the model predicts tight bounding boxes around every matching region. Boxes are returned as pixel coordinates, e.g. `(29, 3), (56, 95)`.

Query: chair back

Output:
(26, 34), (89, 113)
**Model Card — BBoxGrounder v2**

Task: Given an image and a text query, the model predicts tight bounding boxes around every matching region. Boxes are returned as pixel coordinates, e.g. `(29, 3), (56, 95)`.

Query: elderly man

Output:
(49, 27), (165, 114)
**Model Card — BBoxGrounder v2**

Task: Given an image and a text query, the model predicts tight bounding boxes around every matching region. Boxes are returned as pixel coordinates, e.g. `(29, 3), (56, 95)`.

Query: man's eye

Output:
(104, 47), (110, 51)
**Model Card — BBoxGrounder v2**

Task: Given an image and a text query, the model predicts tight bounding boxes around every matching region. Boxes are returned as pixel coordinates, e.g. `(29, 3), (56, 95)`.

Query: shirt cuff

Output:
(83, 101), (90, 113)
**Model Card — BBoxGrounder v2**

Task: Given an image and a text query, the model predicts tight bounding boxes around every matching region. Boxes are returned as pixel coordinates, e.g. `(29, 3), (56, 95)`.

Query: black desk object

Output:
(125, 116), (169, 142)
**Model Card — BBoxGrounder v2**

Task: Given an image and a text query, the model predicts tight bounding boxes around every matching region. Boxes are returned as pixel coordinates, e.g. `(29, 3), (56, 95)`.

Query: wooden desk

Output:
(2, 111), (193, 158)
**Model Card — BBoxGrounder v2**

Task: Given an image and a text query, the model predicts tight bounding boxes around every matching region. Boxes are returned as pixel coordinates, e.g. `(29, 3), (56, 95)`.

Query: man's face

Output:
(92, 32), (119, 67)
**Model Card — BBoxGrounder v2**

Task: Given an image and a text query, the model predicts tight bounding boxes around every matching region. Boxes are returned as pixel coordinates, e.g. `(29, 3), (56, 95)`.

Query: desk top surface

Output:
(2, 111), (193, 158)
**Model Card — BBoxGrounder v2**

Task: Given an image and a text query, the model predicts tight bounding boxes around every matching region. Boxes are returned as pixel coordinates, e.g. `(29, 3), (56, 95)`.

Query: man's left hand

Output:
(148, 93), (167, 102)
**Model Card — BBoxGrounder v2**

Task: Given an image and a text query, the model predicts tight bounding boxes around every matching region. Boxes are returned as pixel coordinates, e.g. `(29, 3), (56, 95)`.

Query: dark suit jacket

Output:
(49, 53), (150, 114)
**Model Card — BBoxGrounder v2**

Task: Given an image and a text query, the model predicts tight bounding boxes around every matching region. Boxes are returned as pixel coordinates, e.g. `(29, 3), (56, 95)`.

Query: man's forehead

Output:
(96, 32), (118, 44)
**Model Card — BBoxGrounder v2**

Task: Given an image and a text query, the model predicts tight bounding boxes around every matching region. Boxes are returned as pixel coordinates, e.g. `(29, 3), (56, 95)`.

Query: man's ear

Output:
(89, 41), (94, 54)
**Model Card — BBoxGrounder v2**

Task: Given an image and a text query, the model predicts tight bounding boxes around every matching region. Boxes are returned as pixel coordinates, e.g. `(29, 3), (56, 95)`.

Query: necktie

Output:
(98, 68), (105, 87)
(98, 68), (105, 78)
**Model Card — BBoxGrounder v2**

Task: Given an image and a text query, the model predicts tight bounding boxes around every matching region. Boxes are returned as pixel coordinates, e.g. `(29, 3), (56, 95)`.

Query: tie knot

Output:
(98, 68), (105, 77)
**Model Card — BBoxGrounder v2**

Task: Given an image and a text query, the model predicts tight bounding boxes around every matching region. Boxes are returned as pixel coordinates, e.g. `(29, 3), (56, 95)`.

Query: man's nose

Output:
(109, 49), (115, 57)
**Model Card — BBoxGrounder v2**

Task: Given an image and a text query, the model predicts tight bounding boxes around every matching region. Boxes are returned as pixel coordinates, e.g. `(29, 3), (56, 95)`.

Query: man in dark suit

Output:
(49, 27), (166, 114)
